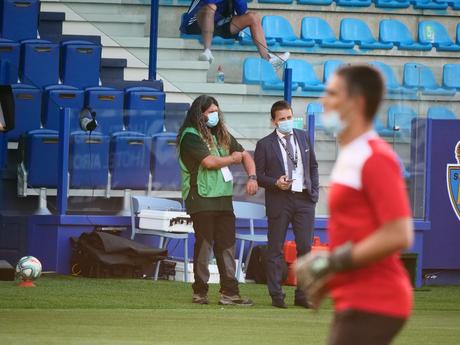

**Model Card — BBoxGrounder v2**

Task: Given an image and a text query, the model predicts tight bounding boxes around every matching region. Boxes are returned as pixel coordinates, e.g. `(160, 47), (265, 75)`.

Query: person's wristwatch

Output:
(248, 175), (257, 181)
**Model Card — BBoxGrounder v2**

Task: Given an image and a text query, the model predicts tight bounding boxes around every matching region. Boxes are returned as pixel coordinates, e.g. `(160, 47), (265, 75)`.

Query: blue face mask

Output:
(206, 111), (219, 128)
(277, 119), (294, 134)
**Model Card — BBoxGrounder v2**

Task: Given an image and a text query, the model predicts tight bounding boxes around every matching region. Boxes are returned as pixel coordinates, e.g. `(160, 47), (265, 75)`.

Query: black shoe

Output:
(272, 299), (288, 309)
(294, 298), (311, 309)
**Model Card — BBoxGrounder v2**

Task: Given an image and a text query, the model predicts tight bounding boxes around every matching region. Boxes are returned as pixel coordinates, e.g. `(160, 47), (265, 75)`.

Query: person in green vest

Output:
(177, 95), (258, 306)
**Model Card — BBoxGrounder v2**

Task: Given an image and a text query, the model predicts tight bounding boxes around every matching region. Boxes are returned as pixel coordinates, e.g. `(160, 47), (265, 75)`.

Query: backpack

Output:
(245, 245), (288, 284)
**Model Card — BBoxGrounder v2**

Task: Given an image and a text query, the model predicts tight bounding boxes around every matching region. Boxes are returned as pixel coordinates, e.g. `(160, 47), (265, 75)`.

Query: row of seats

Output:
(0, 39), (101, 89)
(0, 0), (40, 42)
(243, 58), (460, 96)
(307, 103), (458, 134)
(254, 0), (460, 9)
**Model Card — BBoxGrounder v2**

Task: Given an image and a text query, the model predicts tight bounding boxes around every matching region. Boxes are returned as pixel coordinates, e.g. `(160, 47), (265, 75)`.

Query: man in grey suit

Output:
(254, 100), (319, 308)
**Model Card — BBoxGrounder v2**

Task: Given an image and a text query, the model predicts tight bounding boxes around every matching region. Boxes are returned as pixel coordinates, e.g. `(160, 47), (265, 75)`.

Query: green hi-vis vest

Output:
(179, 127), (233, 200)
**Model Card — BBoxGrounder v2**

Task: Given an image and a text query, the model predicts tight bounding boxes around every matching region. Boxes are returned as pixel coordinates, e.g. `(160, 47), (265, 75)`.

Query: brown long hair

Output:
(177, 95), (231, 149)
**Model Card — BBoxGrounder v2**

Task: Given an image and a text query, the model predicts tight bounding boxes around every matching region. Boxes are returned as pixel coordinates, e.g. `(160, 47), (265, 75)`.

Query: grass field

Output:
(1, 276), (460, 345)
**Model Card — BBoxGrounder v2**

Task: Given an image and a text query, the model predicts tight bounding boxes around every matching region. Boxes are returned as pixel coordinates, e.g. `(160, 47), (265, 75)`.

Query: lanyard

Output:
(278, 136), (298, 169)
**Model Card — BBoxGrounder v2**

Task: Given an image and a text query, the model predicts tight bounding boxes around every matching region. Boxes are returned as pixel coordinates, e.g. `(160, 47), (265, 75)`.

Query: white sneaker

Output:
(199, 49), (214, 63)
(269, 52), (290, 70)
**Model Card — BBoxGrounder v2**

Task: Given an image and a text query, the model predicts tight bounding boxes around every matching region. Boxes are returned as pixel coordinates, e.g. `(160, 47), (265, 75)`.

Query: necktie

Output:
(284, 134), (295, 179)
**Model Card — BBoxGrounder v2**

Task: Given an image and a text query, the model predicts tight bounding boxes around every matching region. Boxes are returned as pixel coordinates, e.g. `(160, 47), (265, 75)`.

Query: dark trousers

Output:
(329, 310), (406, 345)
(266, 191), (315, 301)
(190, 211), (239, 296)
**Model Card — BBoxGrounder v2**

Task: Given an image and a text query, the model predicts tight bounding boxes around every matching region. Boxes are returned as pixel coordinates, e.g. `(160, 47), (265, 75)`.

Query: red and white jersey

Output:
(328, 130), (413, 319)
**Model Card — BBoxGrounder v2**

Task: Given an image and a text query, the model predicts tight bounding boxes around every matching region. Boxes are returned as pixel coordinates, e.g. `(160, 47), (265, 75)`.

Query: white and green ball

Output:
(15, 256), (42, 281)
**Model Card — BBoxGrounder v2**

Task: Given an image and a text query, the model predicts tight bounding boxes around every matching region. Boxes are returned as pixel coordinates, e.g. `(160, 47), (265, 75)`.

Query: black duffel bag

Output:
(245, 245), (288, 284)
(70, 231), (167, 278)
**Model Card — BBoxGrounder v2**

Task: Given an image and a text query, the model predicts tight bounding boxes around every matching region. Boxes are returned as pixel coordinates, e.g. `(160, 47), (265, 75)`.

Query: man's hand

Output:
(231, 151), (243, 164)
(246, 179), (258, 196)
(275, 175), (292, 190)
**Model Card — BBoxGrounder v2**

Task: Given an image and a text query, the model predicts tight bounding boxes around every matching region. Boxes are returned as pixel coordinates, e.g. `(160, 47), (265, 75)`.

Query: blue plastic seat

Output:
(0, 39), (20, 85)
(239, 27), (276, 46)
(1, 0), (39, 41)
(374, 117), (394, 137)
(243, 57), (297, 90)
(427, 106), (456, 120)
(301, 17), (354, 49)
(403, 63), (456, 96)
(151, 132), (181, 191)
(24, 129), (59, 188)
(69, 131), (110, 189)
(443, 64), (460, 90)
(110, 131), (152, 190)
(387, 105), (417, 132)
(336, 0), (371, 7)
(125, 87), (166, 136)
(323, 60), (344, 83)
(20, 40), (60, 88)
(449, 0), (460, 9)
(419, 21), (460, 52)
(164, 103), (189, 133)
(340, 19), (393, 50)
(86, 87), (124, 134)
(262, 16), (314, 47)
(259, 0), (292, 3)
(298, 0), (333, 4)
(374, 0), (410, 8)
(60, 40), (102, 88)
(7, 84), (42, 141)
(369, 62), (416, 95)
(42, 85), (85, 132)
(379, 20), (431, 51)
(285, 59), (325, 92)
(306, 102), (324, 129)
(412, 0), (448, 9)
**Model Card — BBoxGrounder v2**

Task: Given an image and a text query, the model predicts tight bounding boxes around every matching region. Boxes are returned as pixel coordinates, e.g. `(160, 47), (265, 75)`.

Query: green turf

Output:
(0, 276), (459, 345)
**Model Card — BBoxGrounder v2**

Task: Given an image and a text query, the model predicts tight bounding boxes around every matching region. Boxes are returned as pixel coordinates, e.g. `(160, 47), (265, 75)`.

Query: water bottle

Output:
(216, 65), (225, 84)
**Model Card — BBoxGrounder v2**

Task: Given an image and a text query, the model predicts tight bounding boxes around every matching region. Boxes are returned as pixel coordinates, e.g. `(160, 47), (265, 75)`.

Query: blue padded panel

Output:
(151, 132), (181, 191)
(69, 131), (110, 188)
(43, 85), (84, 131)
(419, 21), (460, 51)
(164, 102), (189, 133)
(25, 129), (60, 188)
(7, 84), (41, 141)
(387, 105), (416, 131)
(0, 39), (20, 85)
(336, 0), (371, 7)
(403, 63), (456, 95)
(110, 131), (152, 190)
(369, 61), (416, 95)
(262, 16), (314, 47)
(301, 17), (354, 49)
(20, 40), (59, 88)
(323, 60), (344, 83)
(443, 64), (460, 90)
(427, 106), (456, 120)
(285, 59), (325, 91)
(374, 0), (410, 8)
(340, 19), (393, 49)
(125, 87), (165, 135)
(379, 20), (431, 51)
(412, 0), (448, 9)
(60, 40), (101, 88)
(86, 87), (124, 134)
(1, 0), (39, 41)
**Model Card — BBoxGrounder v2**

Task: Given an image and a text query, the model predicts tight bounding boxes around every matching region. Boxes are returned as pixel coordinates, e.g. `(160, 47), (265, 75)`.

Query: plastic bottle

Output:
(216, 65), (225, 84)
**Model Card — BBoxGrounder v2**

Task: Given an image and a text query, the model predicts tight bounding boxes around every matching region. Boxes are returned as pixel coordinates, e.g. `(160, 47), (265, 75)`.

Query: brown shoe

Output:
(192, 294), (209, 305)
(218, 294), (253, 306)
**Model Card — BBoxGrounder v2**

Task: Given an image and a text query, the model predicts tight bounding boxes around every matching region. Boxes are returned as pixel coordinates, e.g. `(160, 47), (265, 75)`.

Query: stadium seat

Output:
(0, 39), (20, 85)
(449, 0), (460, 9)
(7, 84), (41, 141)
(427, 106), (457, 120)
(20, 40), (59, 88)
(285, 59), (325, 92)
(374, 117), (394, 137)
(412, 0), (448, 9)
(335, 0), (372, 7)
(243, 57), (297, 90)
(259, 0), (292, 4)
(379, 20), (432, 51)
(403, 63), (456, 96)
(419, 21), (460, 52)
(42, 85), (85, 132)
(262, 16), (314, 47)
(387, 105), (417, 132)
(60, 40), (102, 88)
(69, 131), (110, 189)
(298, 0), (333, 4)
(443, 64), (460, 90)
(323, 60), (344, 83)
(301, 17), (354, 49)
(151, 132), (181, 191)
(164, 103), (189, 132)
(340, 19), (393, 50)
(86, 87), (124, 134)
(369, 62), (416, 95)
(239, 28), (276, 46)
(1, 0), (40, 41)
(374, 0), (410, 8)
(306, 102), (324, 129)
(110, 131), (152, 190)
(24, 129), (60, 188)
(125, 87), (166, 136)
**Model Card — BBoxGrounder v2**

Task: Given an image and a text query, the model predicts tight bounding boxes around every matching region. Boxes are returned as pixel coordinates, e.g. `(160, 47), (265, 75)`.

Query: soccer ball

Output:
(16, 256), (42, 281)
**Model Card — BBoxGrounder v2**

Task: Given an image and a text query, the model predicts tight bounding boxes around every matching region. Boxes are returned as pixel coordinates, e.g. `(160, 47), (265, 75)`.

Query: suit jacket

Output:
(254, 128), (319, 218)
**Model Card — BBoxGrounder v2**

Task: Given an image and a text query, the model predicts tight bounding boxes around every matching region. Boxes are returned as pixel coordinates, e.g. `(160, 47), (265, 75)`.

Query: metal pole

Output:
(284, 67), (292, 104)
(148, 0), (159, 80)
(57, 108), (71, 215)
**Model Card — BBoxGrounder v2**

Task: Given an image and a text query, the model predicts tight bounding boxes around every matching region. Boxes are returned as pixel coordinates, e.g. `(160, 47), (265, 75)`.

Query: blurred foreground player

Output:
(296, 65), (414, 345)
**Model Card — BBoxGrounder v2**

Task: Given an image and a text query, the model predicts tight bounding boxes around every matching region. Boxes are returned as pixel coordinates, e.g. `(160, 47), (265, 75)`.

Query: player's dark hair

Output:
(336, 65), (385, 122)
(270, 100), (292, 120)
